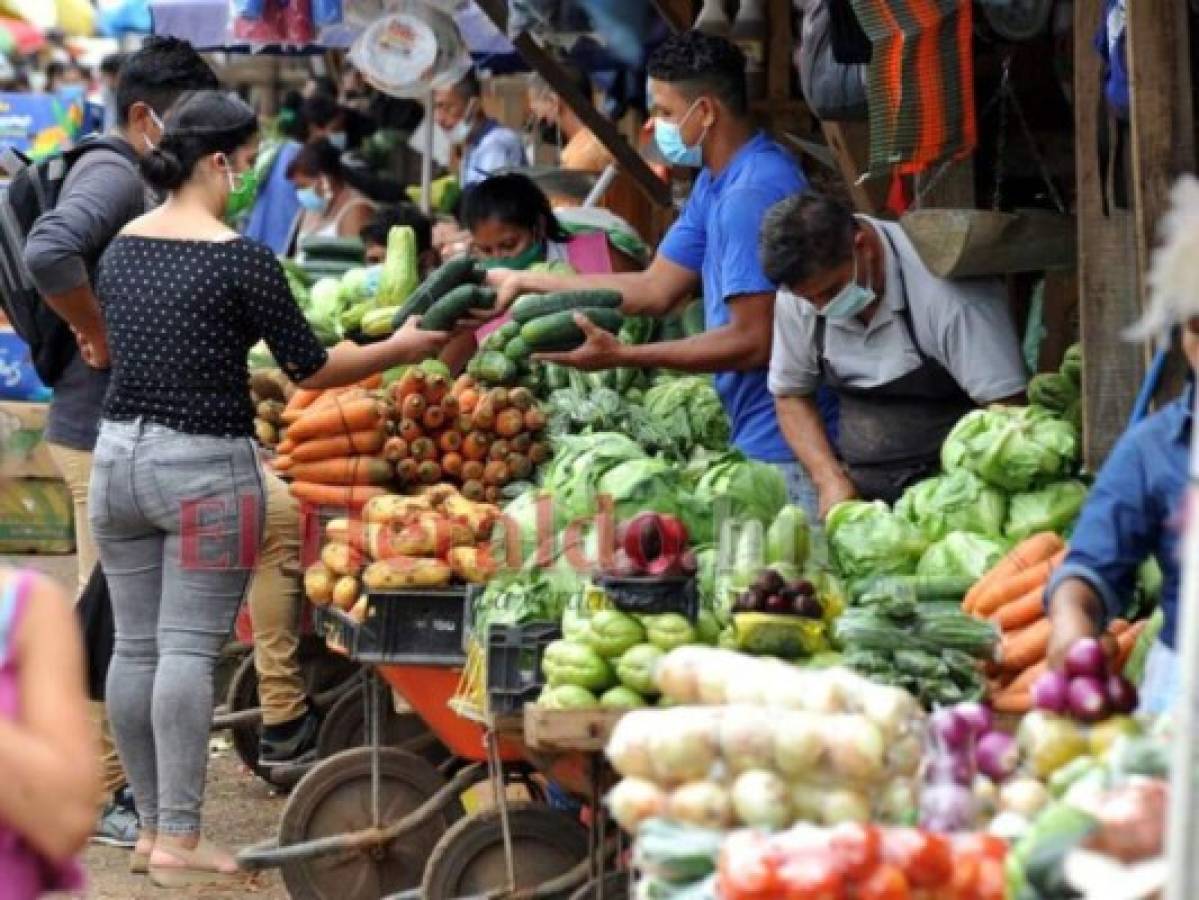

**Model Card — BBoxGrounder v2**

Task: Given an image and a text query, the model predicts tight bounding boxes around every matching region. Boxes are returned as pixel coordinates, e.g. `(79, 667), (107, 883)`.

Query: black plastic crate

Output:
(313, 605), (360, 655)
(594, 574), (699, 620)
(485, 622), (561, 715)
(357, 587), (469, 666)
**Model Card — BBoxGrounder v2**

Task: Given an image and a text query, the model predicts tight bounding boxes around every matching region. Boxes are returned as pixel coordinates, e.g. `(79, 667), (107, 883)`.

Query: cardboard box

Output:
(0, 477), (74, 554)
(0, 401), (60, 479)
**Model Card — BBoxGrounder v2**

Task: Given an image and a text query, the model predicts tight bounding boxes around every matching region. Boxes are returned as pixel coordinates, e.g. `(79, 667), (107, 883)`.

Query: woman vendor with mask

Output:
(437, 172), (640, 371)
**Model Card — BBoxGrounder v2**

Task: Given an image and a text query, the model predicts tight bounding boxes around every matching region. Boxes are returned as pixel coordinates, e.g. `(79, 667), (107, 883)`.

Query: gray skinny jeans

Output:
(89, 419), (265, 835)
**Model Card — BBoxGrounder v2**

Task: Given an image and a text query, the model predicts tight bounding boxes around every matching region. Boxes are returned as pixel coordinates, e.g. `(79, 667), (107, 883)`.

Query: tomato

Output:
(951, 833), (1007, 863)
(718, 831), (777, 899)
(948, 854), (979, 900)
(972, 857), (1006, 900)
(855, 862), (912, 900)
(881, 829), (953, 889)
(776, 854), (847, 900)
(828, 822), (881, 880)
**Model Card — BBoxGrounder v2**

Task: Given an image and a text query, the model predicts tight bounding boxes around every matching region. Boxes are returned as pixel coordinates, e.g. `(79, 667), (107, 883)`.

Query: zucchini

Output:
(510, 289), (622, 324)
(390, 257), (481, 330)
(520, 307), (625, 352)
(298, 235), (365, 263)
(474, 351), (518, 384)
(504, 336), (531, 361)
(420, 284), (497, 331)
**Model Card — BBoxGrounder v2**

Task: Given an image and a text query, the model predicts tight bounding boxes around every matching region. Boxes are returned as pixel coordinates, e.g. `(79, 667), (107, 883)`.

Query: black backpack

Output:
(0, 137), (138, 386)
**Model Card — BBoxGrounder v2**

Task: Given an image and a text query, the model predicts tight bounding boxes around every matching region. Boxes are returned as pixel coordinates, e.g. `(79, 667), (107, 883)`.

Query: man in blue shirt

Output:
(433, 69), (527, 188)
(1045, 326), (1196, 712)
(486, 31), (821, 513)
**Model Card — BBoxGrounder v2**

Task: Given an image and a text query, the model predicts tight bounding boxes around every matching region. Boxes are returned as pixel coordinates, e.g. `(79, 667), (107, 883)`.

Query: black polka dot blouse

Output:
(96, 236), (328, 438)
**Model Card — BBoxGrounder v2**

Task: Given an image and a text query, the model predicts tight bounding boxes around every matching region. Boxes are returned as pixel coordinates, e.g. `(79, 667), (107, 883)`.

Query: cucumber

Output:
(390, 257), (481, 330)
(504, 336), (531, 361)
(520, 307), (625, 352)
(419, 284), (497, 331)
(510, 289), (622, 324)
(298, 235), (365, 263)
(474, 350), (518, 384)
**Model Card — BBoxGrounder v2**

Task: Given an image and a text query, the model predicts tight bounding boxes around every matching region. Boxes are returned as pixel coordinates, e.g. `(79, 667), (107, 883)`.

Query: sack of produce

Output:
(941, 405), (1079, 492)
(895, 470), (1007, 541)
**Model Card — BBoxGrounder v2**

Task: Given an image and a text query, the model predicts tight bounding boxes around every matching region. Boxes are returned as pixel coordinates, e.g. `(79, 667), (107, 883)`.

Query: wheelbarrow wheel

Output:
(279, 746), (464, 900)
(422, 803), (589, 900)
(226, 640), (359, 781)
(317, 681), (449, 767)
(569, 872), (630, 900)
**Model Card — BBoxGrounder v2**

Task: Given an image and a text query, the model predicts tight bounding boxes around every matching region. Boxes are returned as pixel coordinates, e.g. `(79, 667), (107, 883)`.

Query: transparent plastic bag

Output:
(349, 0), (472, 97)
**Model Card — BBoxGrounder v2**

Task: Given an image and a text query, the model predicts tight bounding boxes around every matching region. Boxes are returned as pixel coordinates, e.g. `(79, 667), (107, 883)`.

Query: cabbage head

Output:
(695, 452), (788, 540)
(490, 489), (557, 568)
(642, 376), (730, 453)
(895, 470), (1008, 541)
(596, 457), (708, 545)
(541, 433), (646, 526)
(917, 531), (1008, 580)
(825, 500), (928, 580)
(1005, 480), (1088, 541)
(309, 277), (342, 320)
(941, 405), (1079, 492)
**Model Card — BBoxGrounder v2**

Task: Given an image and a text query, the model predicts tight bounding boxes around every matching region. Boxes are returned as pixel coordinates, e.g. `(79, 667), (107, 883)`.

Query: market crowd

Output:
(0, 21), (1188, 895)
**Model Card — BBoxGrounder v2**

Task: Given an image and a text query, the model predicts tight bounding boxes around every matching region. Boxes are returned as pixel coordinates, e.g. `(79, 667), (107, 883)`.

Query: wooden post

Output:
(766, 0), (793, 100)
(1073, 0), (1141, 466)
(474, 0), (672, 209)
(821, 121), (888, 214)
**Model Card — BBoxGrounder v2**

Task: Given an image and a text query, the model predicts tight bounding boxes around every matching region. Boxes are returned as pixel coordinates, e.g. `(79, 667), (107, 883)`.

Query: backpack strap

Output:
(0, 570), (34, 668)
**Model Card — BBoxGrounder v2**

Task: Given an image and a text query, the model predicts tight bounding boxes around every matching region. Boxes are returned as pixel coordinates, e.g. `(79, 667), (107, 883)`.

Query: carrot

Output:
(973, 549), (1067, 617)
(291, 429), (387, 463)
(287, 397), (384, 444)
(991, 690), (1032, 714)
(277, 438), (297, 456)
(1106, 618), (1131, 636)
(281, 388), (323, 425)
(272, 455), (293, 471)
(289, 482), (387, 508)
(1003, 658), (1047, 695)
(990, 587), (1046, 632)
(357, 373), (382, 390)
(963, 532), (1065, 612)
(288, 456), (394, 486)
(1000, 618), (1052, 673)
(1114, 619), (1147, 673)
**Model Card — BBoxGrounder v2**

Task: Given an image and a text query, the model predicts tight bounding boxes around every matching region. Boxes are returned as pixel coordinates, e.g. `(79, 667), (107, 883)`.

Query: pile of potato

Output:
(249, 370), (295, 449)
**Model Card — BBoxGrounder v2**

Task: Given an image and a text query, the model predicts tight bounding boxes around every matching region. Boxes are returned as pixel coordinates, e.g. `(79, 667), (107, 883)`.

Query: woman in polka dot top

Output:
(89, 91), (453, 888)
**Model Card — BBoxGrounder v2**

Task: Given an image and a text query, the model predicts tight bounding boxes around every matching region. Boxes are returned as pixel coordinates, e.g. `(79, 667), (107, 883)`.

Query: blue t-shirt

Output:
(659, 132), (808, 462)
(244, 141), (302, 256)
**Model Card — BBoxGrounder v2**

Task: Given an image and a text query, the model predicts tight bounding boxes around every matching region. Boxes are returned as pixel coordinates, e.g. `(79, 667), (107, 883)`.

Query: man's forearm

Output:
(775, 394), (842, 483)
(618, 324), (768, 373)
(43, 284), (106, 339)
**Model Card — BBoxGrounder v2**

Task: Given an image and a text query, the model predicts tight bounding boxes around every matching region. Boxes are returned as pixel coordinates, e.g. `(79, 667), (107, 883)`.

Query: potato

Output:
(320, 542), (363, 577)
(256, 399), (284, 425)
(362, 493), (430, 524)
(441, 495), (500, 538)
(254, 419), (277, 446)
(332, 575), (360, 611)
(448, 547), (496, 584)
(362, 557), (453, 590)
(249, 370), (289, 404)
(304, 563), (334, 606)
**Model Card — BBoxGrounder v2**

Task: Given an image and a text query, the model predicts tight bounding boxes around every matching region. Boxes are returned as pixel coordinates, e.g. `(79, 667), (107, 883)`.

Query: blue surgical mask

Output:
(327, 131), (347, 151)
(653, 100), (706, 168)
(820, 250), (876, 319)
(297, 186), (329, 214)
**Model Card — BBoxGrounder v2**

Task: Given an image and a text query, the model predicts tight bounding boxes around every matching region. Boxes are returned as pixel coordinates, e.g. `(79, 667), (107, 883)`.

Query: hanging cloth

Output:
(848, 0), (977, 177)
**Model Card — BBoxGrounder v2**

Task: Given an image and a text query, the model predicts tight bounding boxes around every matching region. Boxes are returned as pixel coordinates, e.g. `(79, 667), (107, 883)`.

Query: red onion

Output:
(1065, 638), (1108, 679)
(1031, 670), (1070, 714)
(1067, 675), (1110, 722)
(927, 748), (976, 786)
(954, 702), (994, 738)
(919, 782), (976, 833)
(975, 732), (1019, 781)
(1105, 674), (1139, 714)
(930, 707), (971, 752)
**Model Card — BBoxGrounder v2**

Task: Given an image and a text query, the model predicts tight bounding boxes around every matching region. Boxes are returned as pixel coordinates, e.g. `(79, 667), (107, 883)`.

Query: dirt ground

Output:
(10, 553), (290, 899)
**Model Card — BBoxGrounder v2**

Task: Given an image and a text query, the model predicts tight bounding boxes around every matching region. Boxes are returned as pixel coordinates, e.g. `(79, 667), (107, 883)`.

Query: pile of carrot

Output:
(964, 532), (1147, 713)
(271, 376), (392, 509)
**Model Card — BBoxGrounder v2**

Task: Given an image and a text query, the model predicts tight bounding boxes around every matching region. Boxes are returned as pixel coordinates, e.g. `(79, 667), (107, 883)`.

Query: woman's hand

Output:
(386, 316), (453, 362)
(486, 267), (527, 312)
(71, 325), (110, 370)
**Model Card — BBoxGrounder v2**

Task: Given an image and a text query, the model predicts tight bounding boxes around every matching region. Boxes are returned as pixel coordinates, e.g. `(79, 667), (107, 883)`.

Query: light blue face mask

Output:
(653, 99), (706, 168)
(820, 249), (876, 319)
(327, 131), (347, 151)
(296, 186), (329, 214)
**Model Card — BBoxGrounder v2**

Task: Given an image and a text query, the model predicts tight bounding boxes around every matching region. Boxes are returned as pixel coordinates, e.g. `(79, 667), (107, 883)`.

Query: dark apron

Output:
(816, 231), (975, 504)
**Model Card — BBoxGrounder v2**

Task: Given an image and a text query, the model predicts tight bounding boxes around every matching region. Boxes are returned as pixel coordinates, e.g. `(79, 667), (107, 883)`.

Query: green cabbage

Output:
(941, 405), (1079, 492)
(541, 432), (646, 526)
(917, 531), (1009, 580)
(1004, 480), (1088, 541)
(308, 277), (342, 320)
(596, 458), (708, 545)
(895, 470), (1008, 541)
(642, 376), (730, 453)
(695, 452), (788, 540)
(826, 500), (928, 580)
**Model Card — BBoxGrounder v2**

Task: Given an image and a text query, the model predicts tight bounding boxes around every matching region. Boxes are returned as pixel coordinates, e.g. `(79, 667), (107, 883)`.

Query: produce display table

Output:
(524, 707), (627, 753)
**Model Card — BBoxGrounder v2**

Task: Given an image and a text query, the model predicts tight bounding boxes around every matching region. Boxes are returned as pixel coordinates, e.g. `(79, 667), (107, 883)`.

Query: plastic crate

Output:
(356, 587), (469, 666)
(484, 622), (561, 716)
(313, 605), (360, 655)
(594, 574), (699, 620)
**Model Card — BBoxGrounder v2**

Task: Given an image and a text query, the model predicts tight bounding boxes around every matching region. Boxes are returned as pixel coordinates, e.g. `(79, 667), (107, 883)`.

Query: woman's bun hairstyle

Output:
(140, 90), (259, 193)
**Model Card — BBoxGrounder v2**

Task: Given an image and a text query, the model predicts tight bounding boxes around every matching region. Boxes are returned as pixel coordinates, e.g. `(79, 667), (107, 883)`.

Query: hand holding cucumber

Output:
(533, 311), (626, 371)
(385, 316), (455, 362)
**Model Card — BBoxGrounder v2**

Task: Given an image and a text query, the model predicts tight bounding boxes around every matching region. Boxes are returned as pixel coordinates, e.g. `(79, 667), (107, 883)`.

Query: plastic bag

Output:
(350, 1), (472, 97)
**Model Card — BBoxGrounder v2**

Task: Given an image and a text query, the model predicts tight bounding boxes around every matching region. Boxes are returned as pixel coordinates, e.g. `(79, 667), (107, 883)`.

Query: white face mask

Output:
(143, 108), (165, 152)
(447, 98), (478, 145)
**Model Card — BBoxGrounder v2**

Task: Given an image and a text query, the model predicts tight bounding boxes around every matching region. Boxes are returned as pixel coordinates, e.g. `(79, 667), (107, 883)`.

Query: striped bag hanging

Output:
(848, 0), (977, 176)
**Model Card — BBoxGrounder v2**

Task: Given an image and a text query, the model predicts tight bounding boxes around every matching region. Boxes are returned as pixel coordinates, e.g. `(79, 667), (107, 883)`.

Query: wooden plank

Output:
(821, 121), (888, 214)
(1073, 0), (1142, 466)
(651, 0), (694, 32)
(766, 0), (794, 100)
(474, 0), (672, 209)
(524, 707), (626, 752)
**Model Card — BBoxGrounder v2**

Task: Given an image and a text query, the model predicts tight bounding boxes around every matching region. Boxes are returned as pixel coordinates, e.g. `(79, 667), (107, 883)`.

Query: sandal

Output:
(148, 837), (240, 888)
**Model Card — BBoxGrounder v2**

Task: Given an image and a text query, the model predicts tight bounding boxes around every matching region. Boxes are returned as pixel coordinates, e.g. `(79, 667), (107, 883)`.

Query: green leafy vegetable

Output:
(1004, 480), (1088, 541)
(642, 376), (730, 453)
(695, 452), (788, 540)
(895, 470), (1008, 541)
(941, 405), (1079, 492)
(826, 500), (928, 580)
(917, 531), (1008, 580)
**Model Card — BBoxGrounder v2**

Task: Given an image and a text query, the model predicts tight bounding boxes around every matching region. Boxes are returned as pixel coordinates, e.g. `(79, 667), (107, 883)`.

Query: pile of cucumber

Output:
(467, 289), (625, 386)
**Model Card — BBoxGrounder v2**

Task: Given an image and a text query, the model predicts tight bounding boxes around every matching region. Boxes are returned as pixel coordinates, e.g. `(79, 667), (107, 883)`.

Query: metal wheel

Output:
(569, 872), (630, 900)
(317, 679), (448, 767)
(422, 803), (589, 900)
(279, 746), (464, 900)
(226, 639), (359, 780)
